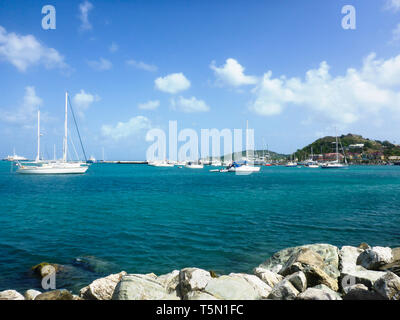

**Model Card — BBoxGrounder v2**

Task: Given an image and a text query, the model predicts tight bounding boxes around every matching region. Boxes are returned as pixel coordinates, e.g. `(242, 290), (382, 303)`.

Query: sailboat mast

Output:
(36, 110), (40, 162)
(335, 127), (339, 162)
(63, 92), (68, 162)
(246, 120), (249, 161)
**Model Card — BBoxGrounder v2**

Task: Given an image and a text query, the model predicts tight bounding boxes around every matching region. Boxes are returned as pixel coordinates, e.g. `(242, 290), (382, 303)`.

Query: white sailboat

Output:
(321, 129), (348, 169)
(226, 120), (260, 173)
(148, 160), (174, 167)
(185, 161), (204, 169)
(305, 147), (319, 168)
(16, 92), (89, 174)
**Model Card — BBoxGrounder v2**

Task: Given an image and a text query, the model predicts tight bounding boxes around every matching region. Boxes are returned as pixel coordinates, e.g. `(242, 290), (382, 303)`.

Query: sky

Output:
(1, 0), (400, 160)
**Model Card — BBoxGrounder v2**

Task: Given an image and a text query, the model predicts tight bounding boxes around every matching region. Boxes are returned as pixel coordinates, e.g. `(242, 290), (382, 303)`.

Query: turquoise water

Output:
(0, 161), (400, 293)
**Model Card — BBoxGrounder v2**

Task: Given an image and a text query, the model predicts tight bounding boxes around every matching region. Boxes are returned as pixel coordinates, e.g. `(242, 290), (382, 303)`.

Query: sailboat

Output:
(305, 147), (319, 168)
(16, 92), (89, 174)
(321, 129), (348, 169)
(285, 153), (298, 167)
(227, 120), (260, 173)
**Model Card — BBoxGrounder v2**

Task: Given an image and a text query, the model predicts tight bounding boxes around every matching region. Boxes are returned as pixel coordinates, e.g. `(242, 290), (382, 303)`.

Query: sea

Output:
(0, 161), (399, 293)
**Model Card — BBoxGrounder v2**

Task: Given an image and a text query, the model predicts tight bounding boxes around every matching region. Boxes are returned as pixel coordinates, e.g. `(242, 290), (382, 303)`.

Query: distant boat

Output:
(321, 128), (348, 169)
(87, 155), (96, 164)
(16, 92), (89, 174)
(3, 148), (28, 161)
(305, 147), (319, 168)
(211, 160), (222, 166)
(148, 160), (174, 167)
(185, 161), (204, 169)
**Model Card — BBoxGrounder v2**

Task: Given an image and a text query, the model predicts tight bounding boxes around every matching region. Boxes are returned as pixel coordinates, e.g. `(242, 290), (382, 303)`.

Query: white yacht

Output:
(148, 160), (174, 167)
(4, 149), (28, 161)
(16, 92), (89, 175)
(185, 161), (204, 169)
(210, 159), (222, 166)
(321, 129), (348, 169)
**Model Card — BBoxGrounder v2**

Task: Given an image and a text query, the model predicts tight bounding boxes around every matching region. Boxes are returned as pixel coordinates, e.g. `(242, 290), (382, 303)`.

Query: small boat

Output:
(185, 162), (204, 169)
(226, 161), (261, 173)
(211, 160), (222, 166)
(87, 155), (96, 164)
(285, 161), (298, 167)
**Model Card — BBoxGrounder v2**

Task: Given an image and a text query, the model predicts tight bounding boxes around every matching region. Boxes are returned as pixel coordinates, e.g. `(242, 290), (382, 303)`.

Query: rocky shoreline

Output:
(1, 243), (399, 300)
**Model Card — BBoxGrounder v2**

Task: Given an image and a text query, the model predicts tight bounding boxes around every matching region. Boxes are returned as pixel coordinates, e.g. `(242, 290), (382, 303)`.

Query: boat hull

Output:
(16, 166), (89, 174)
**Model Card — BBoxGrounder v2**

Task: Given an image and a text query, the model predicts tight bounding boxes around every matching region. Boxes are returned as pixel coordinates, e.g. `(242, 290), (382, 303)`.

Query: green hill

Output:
(294, 134), (400, 162)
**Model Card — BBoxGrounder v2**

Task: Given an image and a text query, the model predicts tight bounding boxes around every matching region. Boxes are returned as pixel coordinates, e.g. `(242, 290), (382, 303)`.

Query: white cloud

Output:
(0, 86), (47, 127)
(210, 58), (257, 87)
(88, 57), (112, 71)
(249, 53), (400, 125)
(0, 26), (68, 72)
(138, 100), (160, 110)
(155, 73), (191, 94)
(79, 1), (94, 31)
(126, 59), (157, 72)
(101, 116), (152, 140)
(385, 0), (400, 11)
(392, 23), (400, 42)
(73, 90), (100, 117)
(171, 96), (210, 113)
(109, 42), (118, 53)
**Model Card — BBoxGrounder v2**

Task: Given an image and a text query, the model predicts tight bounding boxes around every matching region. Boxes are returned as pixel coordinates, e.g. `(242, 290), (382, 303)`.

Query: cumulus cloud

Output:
(79, 1), (94, 31)
(126, 59), (157, 72)
(155, 73), (191, 94)
(210, 58), (257, 87)
(171, 96), (210, 113)
(72, 89), (100, 117)
(0, 86), (48, 127)
(0, 26), (68, 72)
(101, 116), (152, 140)
(88, 57), (112, 71)
(138, 100), (160, 110)
(249, 53), (400, 125)
(385, 0), (400, 11)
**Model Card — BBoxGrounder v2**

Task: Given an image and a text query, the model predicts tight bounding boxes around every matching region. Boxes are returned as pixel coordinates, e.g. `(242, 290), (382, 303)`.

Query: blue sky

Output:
(1, 0), (400, 160)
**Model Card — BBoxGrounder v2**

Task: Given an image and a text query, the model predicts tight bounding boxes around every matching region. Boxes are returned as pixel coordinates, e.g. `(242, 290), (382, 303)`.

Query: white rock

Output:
(24, 289), (41, 300)
(112, 274), (179, 300)
(253, 267), (283, 288)
(204, 275), (259, 300)
(229, 273), (272, 299)
(0, 290), (25, 300)
(373, 271), (400, 300)
(357, 247), (393, 270)
(186, 291), (218, 300)
(157, 270), (180, 294)
(339, 246), (364, 273)
(80, 271), (127, 300)
(179, 268), (212, 298)
(267, 279), (300, 300)
(297, 286), (341, 300)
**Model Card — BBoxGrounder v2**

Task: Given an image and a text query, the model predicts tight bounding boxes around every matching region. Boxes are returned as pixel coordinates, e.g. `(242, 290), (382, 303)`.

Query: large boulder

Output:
(186, 291), (218, 300)
(284, 271), (307, 293)
(339, 246), (386, 289)
(258, 244), (339, 279)
(379, 247), (400, 276)
(279, 248), (325, 276)
(31, 262), (60, 278)
(301, 265), (339, 291)
(35, 289), (73, 300)
(112, 274), (179, 300)
(342, 284), (384, 300)
(24, 289), (41, 300)
(179, 268), (212, 298)
(203, 275), (260, 300)
(267, 279), (299, 300)
(0, 290), (25, 300)
(157, 270), (180, 294)
(357, 247), (393, 270)
(373, 271), (400, 300)
(229, 273), (272, 299)
(79, 271), (127, 300)
(297, 286), (342, 300)
(253, 268), (283, 288)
